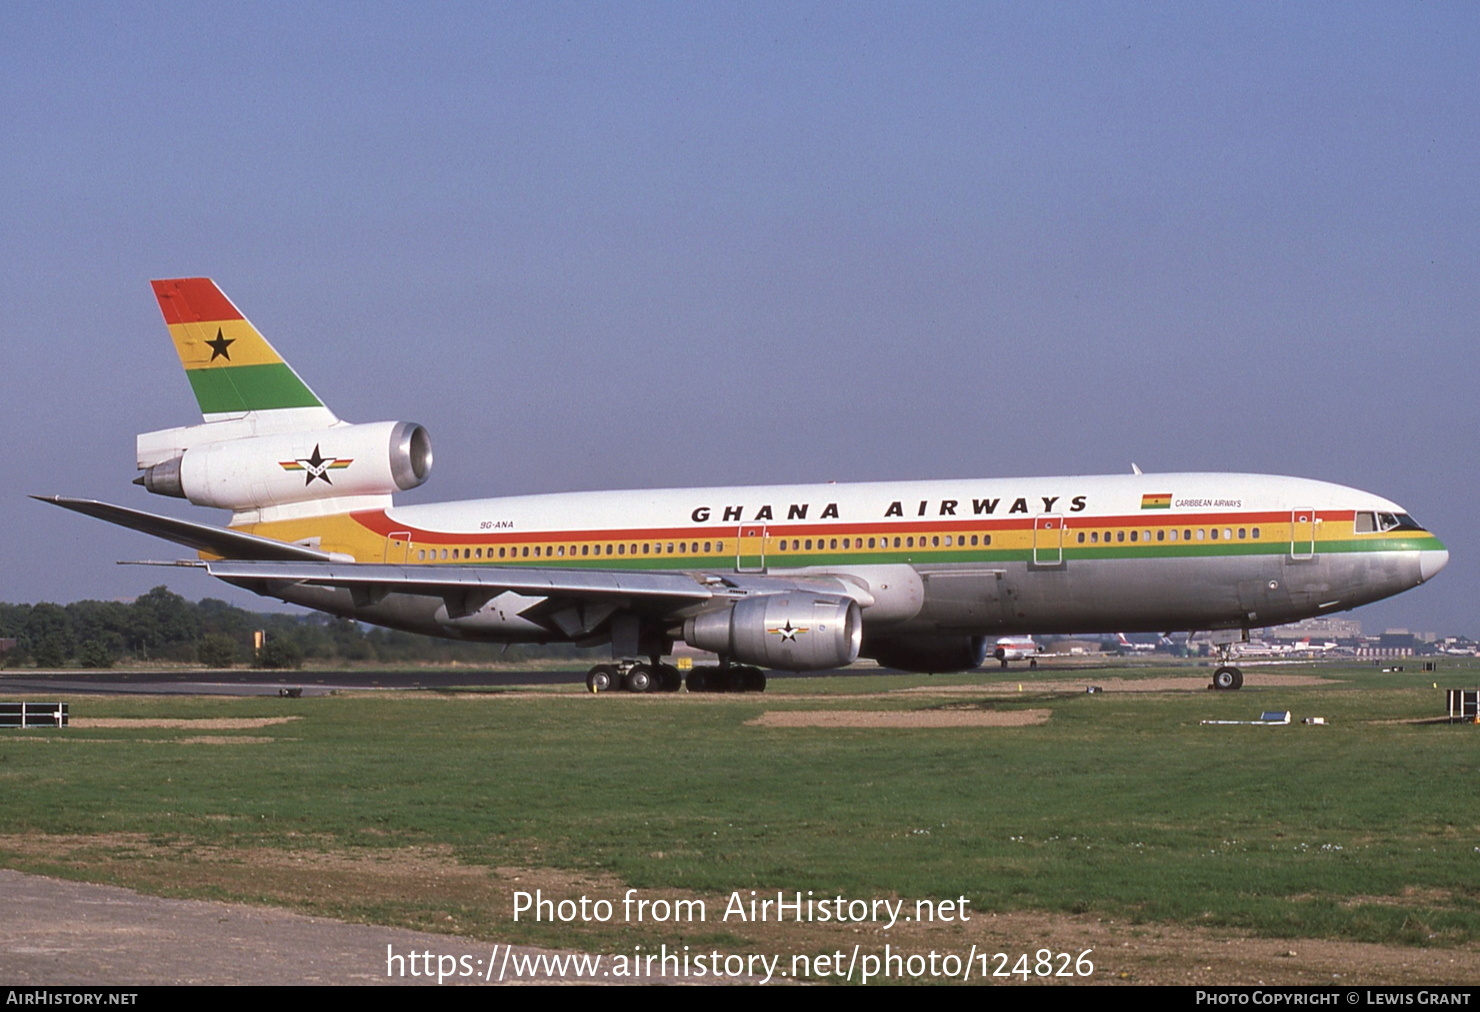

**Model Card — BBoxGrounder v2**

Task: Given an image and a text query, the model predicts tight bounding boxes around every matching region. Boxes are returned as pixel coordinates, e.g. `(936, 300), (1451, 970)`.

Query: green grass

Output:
(1, 659), (1477, 949)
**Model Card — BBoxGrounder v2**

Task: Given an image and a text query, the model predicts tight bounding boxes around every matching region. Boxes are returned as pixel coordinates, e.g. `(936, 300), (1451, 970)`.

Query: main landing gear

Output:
(1210, 643), (1244, 691)
(686, 665), (766, 694)
(585, 660), (682, 694)
(585, 659), (766, 693)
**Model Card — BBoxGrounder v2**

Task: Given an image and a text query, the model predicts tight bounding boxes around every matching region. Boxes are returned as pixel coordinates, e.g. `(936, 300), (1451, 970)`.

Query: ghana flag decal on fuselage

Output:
(1141, 492), (1173, 509)
(152, 278), (325, 418)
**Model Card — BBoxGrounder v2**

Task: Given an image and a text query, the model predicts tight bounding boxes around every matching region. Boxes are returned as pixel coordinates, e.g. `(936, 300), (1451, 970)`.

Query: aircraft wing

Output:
(199, 558), (723, 606)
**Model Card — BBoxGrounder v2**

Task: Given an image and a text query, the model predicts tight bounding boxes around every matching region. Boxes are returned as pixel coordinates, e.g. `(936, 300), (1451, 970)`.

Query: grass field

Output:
(2, 658), (1477, 980)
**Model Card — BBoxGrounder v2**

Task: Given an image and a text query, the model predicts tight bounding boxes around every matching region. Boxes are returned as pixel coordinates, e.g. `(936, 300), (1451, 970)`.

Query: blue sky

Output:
(3, 2), (1475, 635)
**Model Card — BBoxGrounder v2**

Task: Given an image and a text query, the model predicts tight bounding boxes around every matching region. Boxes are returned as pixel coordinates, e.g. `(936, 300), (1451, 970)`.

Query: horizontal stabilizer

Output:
(33, 496), (334, 562)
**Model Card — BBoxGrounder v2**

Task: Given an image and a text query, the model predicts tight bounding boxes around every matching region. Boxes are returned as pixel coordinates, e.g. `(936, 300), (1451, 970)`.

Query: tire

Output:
(625, 664), (654, 693)
(1212, 666), (1244, 691)
(586, 665), (618, 693)
(741, 667), (767, 693)
(686, 669), (709, 693)
(657, 664), (682, 692)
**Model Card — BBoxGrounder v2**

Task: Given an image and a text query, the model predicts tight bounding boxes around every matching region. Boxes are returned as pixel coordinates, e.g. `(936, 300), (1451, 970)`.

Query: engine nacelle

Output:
(865, 634), (988, 673)
(684, 593), (862, 671)
(137, 420), (432, 510)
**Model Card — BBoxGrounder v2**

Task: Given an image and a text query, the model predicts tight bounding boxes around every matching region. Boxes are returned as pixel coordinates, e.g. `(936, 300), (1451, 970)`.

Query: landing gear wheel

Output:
(586, 664), (619, 693)
(741, 667), (767, 693)
(657, 664), (682, 692)
(686, 669), (709, 693)
(625, 664), (655, 693)
(1212, 666), (1244, 691)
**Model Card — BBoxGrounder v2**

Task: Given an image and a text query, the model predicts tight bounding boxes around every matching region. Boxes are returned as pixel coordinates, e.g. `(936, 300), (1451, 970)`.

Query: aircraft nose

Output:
(1420, 548), (1449, 583)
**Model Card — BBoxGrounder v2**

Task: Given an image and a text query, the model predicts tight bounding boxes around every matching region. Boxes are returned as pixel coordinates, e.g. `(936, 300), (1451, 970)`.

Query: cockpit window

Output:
(1359, 511), (1423, 533)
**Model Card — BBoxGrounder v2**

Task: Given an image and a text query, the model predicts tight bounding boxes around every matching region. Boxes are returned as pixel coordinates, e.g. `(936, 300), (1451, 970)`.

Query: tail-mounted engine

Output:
(136, 420), (432, 511)
(683, 593), (862, 671)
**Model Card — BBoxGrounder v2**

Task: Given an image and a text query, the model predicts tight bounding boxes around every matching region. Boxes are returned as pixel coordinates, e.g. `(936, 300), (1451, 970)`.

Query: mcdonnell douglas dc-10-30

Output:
(41, 279), (1449, 693)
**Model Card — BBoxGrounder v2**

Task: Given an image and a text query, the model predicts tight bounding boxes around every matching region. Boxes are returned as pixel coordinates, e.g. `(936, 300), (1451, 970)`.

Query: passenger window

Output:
(1090, 531), (1098, 543)
(830, 539), (838, 550)
(1210, 528), (1218, 540)
(1237, 528), (1246, 539)
(1224, 528), (1232, 540)
(1252, 528), (1260, 539)
(1116, 531), (1125, 543)
(1077, 532), (1085, 544)
(1196, 529), (1205, 541)
(983, 535), (992, 546)
(1130, 530), (1138, 542)
(1156, 530), (1165, 542)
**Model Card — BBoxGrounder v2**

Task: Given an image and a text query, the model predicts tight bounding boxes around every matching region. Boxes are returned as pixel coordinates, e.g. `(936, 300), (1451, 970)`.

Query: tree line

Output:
(0, 586), (596, 669)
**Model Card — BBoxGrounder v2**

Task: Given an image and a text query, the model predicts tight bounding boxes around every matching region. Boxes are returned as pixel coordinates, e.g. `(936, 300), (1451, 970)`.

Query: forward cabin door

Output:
(736, 524), (767, 573)
(1290, 509), (1316, 560)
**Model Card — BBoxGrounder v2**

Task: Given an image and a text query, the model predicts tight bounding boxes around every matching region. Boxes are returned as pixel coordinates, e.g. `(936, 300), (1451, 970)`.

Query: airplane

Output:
(1114, 632), (1159, 653)
(993, 636), (1042, 667)
(40, 279), (1450, 694)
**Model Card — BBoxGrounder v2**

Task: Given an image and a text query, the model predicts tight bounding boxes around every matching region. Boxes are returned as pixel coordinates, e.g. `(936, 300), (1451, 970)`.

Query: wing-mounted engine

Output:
(135, 420), (432, 511)
(683, 593), (862, 671)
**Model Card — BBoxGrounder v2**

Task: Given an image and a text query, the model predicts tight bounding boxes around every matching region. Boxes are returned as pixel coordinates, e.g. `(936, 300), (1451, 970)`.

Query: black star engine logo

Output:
(767, 620), (809, 641)
(278, 444), (352, 486)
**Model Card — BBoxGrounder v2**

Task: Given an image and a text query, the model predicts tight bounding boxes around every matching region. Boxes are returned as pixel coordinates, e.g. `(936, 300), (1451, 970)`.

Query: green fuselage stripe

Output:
(186, 363), (322, 414)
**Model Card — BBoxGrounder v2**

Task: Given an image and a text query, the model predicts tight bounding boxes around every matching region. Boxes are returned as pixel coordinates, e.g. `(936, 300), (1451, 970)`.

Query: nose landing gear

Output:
(1210, 642), (1243, 691)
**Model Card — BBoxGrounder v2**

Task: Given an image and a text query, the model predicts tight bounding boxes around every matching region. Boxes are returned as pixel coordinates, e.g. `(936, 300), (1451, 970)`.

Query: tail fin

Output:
(152, 278), (330, 420)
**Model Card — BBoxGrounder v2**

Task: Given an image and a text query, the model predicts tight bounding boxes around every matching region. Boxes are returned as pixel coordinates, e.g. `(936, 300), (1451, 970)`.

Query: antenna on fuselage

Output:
(1131, 463), (1143, 475)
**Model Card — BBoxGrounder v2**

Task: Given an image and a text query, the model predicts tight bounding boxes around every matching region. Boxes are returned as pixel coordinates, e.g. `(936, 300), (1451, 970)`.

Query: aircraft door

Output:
(1033, 514), (1065, 566)
(1290, 509), (1316, 560)
(736, 524), (767, 573)
(384, 531), (412, 564)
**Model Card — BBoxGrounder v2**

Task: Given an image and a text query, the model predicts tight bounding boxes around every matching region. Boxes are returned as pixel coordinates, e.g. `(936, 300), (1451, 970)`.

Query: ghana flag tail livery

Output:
(133, 279), (432, 522)
(151, 278), (329, 421)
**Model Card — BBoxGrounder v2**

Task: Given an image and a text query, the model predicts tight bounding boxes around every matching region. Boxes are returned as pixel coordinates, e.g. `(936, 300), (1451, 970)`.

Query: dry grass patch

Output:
(70, 717), (302, 729)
